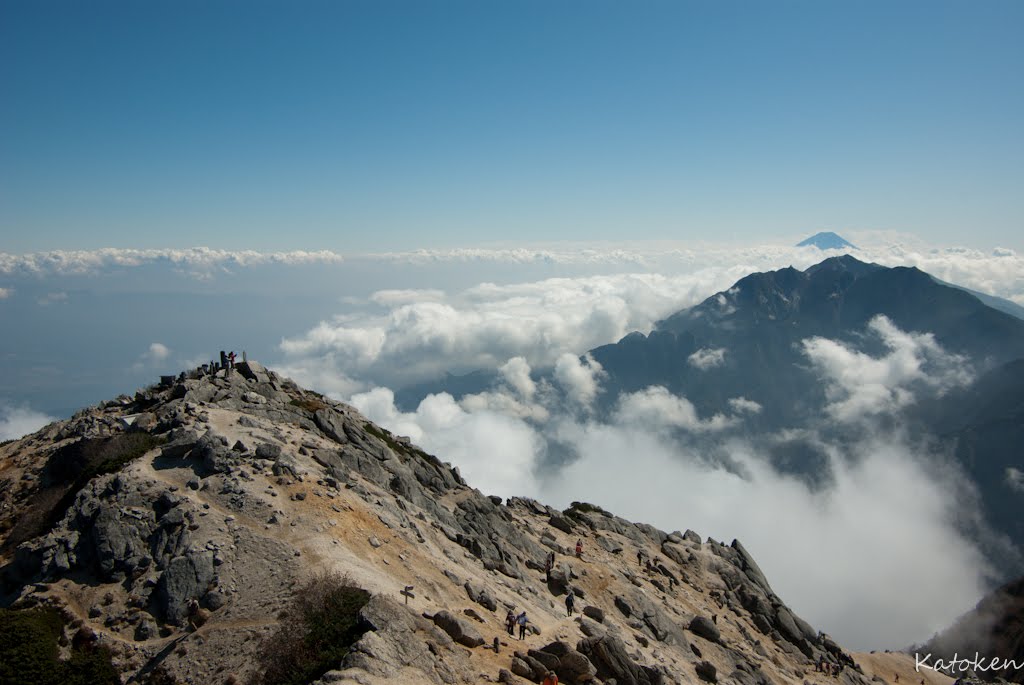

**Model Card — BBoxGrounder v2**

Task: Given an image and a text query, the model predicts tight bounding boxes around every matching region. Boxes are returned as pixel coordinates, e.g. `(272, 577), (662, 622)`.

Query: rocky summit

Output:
(2, 362), (875, 685)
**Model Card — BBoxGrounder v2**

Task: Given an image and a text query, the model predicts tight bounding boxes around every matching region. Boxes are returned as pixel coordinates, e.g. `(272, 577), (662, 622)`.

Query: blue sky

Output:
(2, 0), (1023, 252)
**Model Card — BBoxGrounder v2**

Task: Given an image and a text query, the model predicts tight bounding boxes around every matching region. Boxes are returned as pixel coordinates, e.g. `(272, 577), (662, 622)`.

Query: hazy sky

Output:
(2, 1), (1022, 252)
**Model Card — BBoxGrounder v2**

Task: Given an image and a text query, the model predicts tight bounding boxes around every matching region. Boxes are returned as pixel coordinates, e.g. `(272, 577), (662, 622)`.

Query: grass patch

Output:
(363, 422), (407, 453)
(0, 607), (120, 685)
(289, 397), (328, 414)
(257, 573), (371, 685)
(565, 501), (611, 518)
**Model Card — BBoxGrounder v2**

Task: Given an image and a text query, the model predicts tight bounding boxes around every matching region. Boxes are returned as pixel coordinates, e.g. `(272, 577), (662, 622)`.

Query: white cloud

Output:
(500, 357), (537, 401)
(615, 386), (734, 432)
(0, 404), (57, 441)
(350, 387), (541, 498)
(36, 291), (68, 306)
(801, 315), (973, 423)
(0, 247), (344, 276)
(688, 347), (727, 370)
(279, 271), (740, 392)
(553, 353), (604, 410)
(2, 239), (1023, 309)
(728, 397), (763, 414)
(369, 289), (446, 306)
(1007, 467), (1024, 493)
(0, 287), (11, 299)
(148, 342), (170, 361)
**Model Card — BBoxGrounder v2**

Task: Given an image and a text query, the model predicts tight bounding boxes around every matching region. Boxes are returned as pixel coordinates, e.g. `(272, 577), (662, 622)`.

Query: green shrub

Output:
(257, 573), (371, 685)
(566, 501), (611, 517)
(289, 397), (328, 414)
(0, 607), (119, 685)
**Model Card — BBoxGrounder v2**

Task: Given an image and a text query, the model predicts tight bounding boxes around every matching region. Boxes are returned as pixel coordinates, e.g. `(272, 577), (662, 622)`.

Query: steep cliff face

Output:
(1, 364), (874, 685)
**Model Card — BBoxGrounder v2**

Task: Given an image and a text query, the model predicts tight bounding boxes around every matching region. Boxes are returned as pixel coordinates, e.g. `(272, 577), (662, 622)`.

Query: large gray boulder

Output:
(157, 551), (216, 625)
(695, 660), (718, 683)
(577, 633), (663, 685)
(314, 407), (350, 445)
(537, 641), (597, 684)
(431, 610), (485, 648)
(549, 514), (575, 534)
(235, 360), (270, 383)
(688, 615), (721, 643)
(342, 596), (468, 684)
(464, 580), (498, 611)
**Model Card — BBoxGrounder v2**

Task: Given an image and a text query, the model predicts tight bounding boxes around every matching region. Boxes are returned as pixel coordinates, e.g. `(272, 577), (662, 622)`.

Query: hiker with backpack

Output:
(565, 592), (575, 617)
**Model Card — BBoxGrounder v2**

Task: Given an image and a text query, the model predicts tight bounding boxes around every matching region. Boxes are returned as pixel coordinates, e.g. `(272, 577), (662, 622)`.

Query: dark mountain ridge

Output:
(592, 256), (1024, 428)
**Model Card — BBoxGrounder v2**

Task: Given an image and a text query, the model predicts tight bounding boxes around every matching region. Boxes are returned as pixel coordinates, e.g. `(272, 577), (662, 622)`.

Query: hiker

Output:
(517, 611), (528, 640)
(575, 539), (583, 559)
(545, 555), (553, 582)
(894, 675), (899, 683)
(637, 551), (643, 567)
(542, 671), (559, 685)
(228, 351), (236, 368)
(505, 608), (516, 636)
(565, 592), (575, 617)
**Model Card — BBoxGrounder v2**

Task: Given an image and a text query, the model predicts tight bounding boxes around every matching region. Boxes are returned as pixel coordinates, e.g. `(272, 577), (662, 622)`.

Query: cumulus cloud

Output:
(801, 315), (974, 422)
(553, 353), (604, 410)
(615, 386), (735, 432)
(279, 271), (744, 392)
(148, 342), (170, 361)
(350, 387), (542, 497)
(688, 347), (727, 370)
(0, 404), (57, 441)
(131, 342), (174, 371)
(728, 397), (763, 414)
(500, 357), (537, 401)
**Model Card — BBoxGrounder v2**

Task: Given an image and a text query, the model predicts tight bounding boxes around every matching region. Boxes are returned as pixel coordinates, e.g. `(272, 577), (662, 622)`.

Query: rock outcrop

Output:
(0, 364), (875, 685)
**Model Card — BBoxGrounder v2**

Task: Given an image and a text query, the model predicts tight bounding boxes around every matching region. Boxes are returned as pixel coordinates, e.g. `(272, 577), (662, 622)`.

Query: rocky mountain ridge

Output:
(1, 363), (901, 684)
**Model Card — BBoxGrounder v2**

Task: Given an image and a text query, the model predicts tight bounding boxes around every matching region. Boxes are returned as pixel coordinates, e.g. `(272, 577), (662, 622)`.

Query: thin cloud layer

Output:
(3, 240), (1023, 307)
(0, 247), (344, 277)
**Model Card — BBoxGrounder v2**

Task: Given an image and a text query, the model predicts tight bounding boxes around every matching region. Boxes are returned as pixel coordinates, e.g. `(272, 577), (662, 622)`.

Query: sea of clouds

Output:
(3, 234), (1023, 648)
